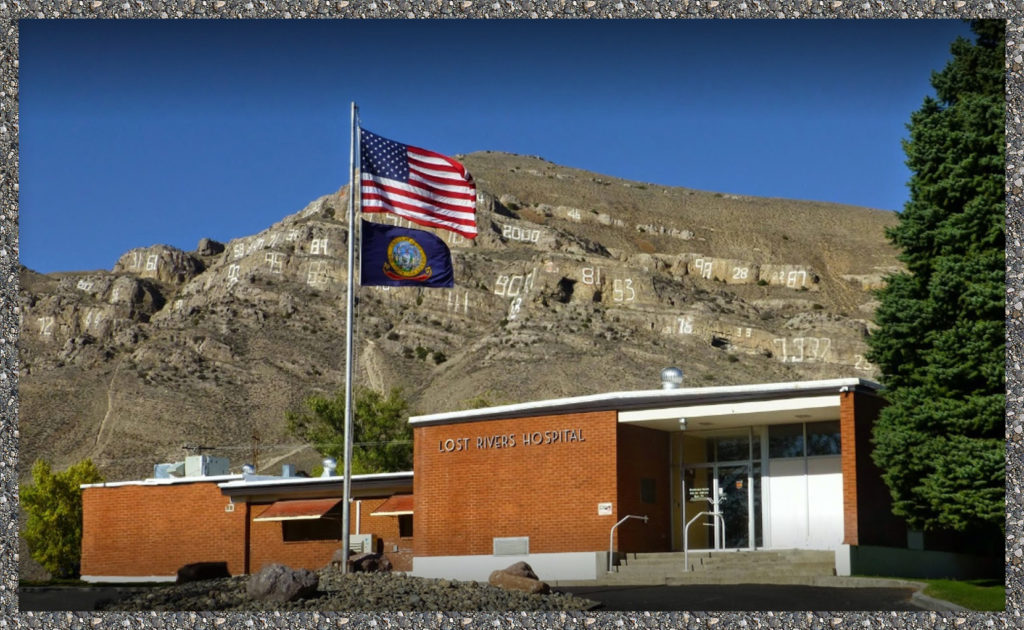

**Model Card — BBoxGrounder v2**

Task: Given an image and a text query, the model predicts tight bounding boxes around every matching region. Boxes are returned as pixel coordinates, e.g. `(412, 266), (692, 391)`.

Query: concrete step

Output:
(604, 550), (837, 584)
(613, 562), (835, 578)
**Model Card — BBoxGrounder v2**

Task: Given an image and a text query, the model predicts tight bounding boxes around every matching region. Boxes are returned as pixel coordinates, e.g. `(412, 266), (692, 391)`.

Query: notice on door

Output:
(688, 487), (710, 502)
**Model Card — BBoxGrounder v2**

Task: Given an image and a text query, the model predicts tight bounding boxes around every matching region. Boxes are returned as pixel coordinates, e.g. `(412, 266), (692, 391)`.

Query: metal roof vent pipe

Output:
(241, 464), (255, 476)
(321, 458), (337, 477)
(282, 464), (295, 478)
(661, 367), (684, 390)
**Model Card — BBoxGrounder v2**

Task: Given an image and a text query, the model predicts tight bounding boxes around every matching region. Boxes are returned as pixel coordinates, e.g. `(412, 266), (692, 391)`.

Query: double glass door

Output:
(679, 428), (763, 551)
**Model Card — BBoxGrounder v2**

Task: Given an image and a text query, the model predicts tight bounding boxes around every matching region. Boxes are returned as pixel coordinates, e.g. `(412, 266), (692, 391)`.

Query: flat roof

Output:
(218, 470), (413, 500)
(408, 378), (882, 427)
(82, 470), (413, 491)
(81, 474), (244, 489)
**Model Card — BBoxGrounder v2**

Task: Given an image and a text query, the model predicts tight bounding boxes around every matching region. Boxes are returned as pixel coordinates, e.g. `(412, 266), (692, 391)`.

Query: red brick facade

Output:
(81, 482), (411, 578)
(81, 482), (247, 578)
(840, 389), (905, 547)
(615, 425), (671, 553)
(413, 411), (621, 557)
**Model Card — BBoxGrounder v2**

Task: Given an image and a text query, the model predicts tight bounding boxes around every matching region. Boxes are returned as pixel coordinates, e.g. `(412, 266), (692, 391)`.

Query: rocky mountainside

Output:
(17, 152), (900, 483)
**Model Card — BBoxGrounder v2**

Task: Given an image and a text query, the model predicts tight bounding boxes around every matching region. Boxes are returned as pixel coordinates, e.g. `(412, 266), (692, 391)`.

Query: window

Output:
(640, 478), (656, 504)
(806, 420), (841, 455)
(399, 514), (413, 538)
(282, 518), (342, 542)
(768, 423), (805, 458)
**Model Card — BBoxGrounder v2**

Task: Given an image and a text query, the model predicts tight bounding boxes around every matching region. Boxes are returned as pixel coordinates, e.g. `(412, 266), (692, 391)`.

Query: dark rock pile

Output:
(96, 569), (600, 612)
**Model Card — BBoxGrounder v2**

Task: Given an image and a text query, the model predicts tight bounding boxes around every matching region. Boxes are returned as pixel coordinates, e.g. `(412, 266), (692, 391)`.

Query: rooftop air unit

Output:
(184, 455), (230, 477)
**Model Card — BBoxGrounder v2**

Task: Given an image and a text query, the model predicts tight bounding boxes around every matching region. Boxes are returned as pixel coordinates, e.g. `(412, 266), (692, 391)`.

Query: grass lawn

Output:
(919, 578), (1005, 612)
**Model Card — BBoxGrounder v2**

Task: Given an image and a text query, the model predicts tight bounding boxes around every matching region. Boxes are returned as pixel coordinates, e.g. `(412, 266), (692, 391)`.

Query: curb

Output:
(910, 590), (969, 612)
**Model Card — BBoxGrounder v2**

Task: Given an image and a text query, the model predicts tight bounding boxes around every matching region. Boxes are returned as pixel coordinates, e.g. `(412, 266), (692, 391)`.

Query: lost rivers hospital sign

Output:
(438, 428), (587, 453)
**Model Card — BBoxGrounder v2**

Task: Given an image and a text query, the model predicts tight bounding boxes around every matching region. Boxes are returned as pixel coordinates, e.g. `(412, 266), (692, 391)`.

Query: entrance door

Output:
(717, 464), (750, 548)
(677, 428), (764, 551)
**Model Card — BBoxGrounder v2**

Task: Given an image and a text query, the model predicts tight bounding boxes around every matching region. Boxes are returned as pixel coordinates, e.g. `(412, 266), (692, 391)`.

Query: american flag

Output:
(360, 128), (477, 239)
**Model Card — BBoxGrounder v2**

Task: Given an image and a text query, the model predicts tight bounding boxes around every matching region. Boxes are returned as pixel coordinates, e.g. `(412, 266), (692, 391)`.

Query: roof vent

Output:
(321, 458), (337, 477)
(242, 464), (255, 475)
(661, 367), (684, 389)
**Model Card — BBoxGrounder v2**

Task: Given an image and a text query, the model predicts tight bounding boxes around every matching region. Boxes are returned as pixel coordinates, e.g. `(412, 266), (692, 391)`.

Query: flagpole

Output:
(341, 101), (359, 574)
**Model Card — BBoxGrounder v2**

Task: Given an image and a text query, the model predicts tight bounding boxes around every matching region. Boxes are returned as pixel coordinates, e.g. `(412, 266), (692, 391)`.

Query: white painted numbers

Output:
(307, 261), (329, 287)
(694, 258), (713, 280)
(38, 316), (54, 338)
(310, 238), (329, 256)
(145, 254), (159, 272)
(732, 267), (750, 281)
(266, 252), (285, 274)
(677, 316), (694, 335)
(498, 271), (535, 321)
(502, 224), (541, 244)
(853, 354), (875, 371)
(581, 267), (601, 286)
(612, 278), (636, 303)
(773, 337), (832, 363)
(227, 263), (241, 285)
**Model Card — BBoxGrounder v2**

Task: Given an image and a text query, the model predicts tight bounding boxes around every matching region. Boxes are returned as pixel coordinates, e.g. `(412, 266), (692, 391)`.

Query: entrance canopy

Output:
(618, 394), (841, 431)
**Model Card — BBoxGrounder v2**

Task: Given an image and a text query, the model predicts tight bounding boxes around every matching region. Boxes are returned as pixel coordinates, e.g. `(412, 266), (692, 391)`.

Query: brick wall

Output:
(355, 497), (413, 571)
(246, 496), (414, 573)
(616, 424), (671, 553)
(840, 390), (906, 547)
(82, 482), (414, 578)
(248, 503), (341, 573)
(413, 411), (619, 557)
(81, 482), (247, 578)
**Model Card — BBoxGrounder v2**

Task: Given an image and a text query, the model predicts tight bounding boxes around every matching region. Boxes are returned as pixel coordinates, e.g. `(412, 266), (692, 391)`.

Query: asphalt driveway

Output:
(560, 583), (928, 611)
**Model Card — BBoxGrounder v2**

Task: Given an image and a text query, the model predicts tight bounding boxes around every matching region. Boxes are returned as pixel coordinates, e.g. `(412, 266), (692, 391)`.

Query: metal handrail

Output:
(683, 510), (725, 572)
(608, 514), (648, 573)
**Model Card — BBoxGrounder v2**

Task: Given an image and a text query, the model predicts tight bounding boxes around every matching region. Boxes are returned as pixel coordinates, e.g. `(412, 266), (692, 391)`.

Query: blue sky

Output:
(19, 19), (975, 273)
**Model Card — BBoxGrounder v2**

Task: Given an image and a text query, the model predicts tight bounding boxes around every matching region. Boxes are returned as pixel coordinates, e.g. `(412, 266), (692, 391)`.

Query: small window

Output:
(282, 518), (341, 542)
(398, 514), (413, 538)
(806, 420), (841, 455)
(768, 423), (804, 458)
(640, 478), (656, 504)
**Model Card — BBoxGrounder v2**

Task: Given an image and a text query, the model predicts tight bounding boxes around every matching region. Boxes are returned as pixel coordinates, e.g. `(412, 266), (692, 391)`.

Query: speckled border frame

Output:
(1, 2), (1019, 628)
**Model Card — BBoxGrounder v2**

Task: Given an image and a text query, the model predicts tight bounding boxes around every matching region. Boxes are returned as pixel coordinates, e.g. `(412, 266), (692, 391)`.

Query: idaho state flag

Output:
(360, 220), (454, 288)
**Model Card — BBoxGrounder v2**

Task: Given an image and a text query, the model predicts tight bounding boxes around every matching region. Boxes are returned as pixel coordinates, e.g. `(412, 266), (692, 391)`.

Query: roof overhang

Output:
(253, 498), (342, 522)
(618, 394), (840, 431)
(219, 471), (413, 501)
(408, 378), (881, 428)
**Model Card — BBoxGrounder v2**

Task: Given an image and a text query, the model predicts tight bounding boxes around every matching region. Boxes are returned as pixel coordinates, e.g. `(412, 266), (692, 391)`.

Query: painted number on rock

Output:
(612, 278), (636, 303)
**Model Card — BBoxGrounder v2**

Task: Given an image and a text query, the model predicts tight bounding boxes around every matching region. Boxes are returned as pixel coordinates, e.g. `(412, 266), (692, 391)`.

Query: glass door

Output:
(717, 464), (750, 548)
(679, 428), (764, 551)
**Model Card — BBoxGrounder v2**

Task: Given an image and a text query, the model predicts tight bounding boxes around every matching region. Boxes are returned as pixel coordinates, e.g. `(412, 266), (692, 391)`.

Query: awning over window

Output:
(253, 498), (342, 522)
(371, 494), (414, 516)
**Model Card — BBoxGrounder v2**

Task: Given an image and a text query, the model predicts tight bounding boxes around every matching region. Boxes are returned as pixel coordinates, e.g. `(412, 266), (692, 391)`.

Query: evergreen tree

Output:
(867, 20), (1005, 536)
(286, 387), (412, 473)
(22, 458), (104, 578)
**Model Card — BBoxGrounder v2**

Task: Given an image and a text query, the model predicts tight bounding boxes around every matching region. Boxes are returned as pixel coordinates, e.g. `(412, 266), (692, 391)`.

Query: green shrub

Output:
(22, 459), (104, 578)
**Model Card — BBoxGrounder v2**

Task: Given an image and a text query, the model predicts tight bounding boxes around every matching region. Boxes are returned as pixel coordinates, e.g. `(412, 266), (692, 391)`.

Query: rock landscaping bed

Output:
(96, 568), (600, 612)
